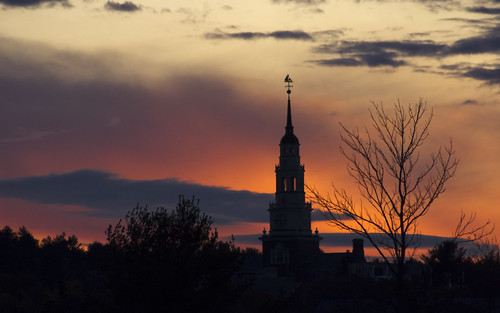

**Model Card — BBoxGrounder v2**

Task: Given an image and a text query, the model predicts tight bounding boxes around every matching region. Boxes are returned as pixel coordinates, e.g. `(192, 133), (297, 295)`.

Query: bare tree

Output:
(307, 99), (459, 281)
(452, 210), (493, 244)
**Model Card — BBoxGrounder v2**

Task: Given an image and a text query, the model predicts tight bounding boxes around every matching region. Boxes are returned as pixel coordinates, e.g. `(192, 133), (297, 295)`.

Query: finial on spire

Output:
(284, 74), (293, 96)
(284, 74), (294, 133)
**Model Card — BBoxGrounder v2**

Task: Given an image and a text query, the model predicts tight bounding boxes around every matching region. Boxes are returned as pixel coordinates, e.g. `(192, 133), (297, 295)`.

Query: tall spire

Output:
(285, 74), (294, 134)
(280, 74), (299, 145)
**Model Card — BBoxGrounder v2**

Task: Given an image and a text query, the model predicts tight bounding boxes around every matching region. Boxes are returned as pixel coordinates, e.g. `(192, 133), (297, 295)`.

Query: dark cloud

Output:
(0, 39), (154, 144)
(441, 17), (496, 26)
(314, 57), (364, 67)
(272, 0), (325, 3)
(0, 38), (342, 231)
(205, 31), (266, 40)
(311, 29), (345, 40)
(0, 170), (273, 225)
(445, 27), (500, 55)
(462, 99), (479, 105)
(105, 1), (141, 12)
(354, 0), (461, 12)
(321, 233), (452, 249)
(409, 32), (432, 38)
(357, 51), (407, 67)
(439, 62), (500, 86)
(311, 26), (500, 79)
(312, 51), (407, 68)
(440, 63), (463, 71)
(462, 67), (500, 85)
(270, 30), (314, 40)
(204, 30), (313, 41)
(233, 232), (452, 250)
(0, 37), (342, 209)
(315, 40), (446, 57)
(0, 0), (70, 7)
(466, 6), (500, 14)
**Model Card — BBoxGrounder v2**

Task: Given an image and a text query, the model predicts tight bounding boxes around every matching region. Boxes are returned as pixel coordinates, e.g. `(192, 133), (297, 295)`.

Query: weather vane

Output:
(284, 74), (293, 96)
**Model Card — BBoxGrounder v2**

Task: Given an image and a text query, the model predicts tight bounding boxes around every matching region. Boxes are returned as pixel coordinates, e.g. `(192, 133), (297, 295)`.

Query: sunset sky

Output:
(1, 0), (499, 253)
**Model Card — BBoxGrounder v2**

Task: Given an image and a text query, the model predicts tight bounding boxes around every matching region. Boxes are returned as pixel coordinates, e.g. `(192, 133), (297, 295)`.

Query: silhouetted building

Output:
(259, 76), (321, 276)
(237, 76), (367, 294)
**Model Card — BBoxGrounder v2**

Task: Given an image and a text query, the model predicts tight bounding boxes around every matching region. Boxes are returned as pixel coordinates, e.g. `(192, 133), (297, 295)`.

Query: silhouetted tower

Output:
(260, 75), (321, 273)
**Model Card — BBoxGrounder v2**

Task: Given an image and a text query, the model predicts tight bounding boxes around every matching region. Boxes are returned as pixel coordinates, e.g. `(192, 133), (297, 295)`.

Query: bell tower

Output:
(260, 75), (321, 273)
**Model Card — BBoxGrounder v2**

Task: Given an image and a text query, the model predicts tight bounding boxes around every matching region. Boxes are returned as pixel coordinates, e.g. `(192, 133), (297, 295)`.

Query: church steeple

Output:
(260, 75), (321, 273)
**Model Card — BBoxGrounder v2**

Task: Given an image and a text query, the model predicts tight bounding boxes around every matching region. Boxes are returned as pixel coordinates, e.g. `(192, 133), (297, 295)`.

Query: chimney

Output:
(352, 238), (365, 261)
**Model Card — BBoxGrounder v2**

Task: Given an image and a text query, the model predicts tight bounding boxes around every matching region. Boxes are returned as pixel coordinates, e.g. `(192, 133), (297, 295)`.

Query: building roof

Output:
(280, 97), (299, 145)
(280, 132), (299, 145)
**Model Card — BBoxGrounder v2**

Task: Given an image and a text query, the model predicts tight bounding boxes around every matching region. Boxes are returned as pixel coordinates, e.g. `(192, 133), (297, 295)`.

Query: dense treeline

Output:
(281, 240), (500, 313)
(0, 197), (499, 313)
(0, 196), (243, 313)
(0, 228), (89, 312)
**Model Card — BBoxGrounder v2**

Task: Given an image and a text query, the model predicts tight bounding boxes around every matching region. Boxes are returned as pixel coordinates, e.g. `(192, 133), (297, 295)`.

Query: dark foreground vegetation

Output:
(0, 197), (499, 313)
(0, 196), (242, 313)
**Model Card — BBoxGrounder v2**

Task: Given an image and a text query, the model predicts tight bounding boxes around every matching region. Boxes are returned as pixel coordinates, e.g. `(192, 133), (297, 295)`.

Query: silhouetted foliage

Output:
(418, 240), (500, 313)
(422, 240), (467, 286)
(0, 201), (498, 312)
(242, 247), (261, 255)
(106, 196), (219, 258)
(0, 197), (245, 312)
(466, 250), (500, 312)
(104, 196), (242, 313)
(0, 226), (93, 312)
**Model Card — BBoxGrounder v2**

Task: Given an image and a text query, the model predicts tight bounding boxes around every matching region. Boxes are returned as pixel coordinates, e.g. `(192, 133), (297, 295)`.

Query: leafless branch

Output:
(453, 210), (494, 243)
(307, 99), (463, 280)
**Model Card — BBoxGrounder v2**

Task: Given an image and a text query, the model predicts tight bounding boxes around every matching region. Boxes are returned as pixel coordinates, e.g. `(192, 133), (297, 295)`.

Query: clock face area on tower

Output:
(274, 213), (287, 228)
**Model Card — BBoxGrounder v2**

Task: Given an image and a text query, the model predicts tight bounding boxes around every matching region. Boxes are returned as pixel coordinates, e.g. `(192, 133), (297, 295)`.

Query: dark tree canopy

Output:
(106, 195), (219, 258)
(105, 195), (242, 313)
(0, 197), (244, 313)
(0, 216), (499, 312)
(422, 240), (467, 286)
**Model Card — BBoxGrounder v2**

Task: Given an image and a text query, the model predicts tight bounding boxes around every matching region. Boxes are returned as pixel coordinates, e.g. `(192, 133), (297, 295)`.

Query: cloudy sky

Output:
(1, 0), (499, 252)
